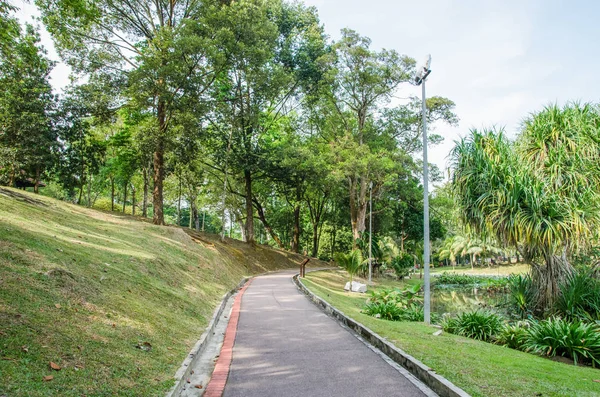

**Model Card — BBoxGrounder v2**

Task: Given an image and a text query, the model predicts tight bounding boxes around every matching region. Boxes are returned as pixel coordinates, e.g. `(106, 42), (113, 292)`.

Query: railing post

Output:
(300, 258), (309, 278)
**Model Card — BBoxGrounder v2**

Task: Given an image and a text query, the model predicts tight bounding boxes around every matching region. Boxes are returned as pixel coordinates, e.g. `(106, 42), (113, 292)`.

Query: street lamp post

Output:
(415, 55), (432, 324)
(368, 181), (373, 284)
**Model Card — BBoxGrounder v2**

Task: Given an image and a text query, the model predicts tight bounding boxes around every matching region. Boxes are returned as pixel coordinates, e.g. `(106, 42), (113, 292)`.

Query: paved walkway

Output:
(222, 271), (434, 397)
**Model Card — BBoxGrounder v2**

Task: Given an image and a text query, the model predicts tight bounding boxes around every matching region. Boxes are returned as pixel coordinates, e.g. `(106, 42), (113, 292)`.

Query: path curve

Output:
(219, 270), (435, 397)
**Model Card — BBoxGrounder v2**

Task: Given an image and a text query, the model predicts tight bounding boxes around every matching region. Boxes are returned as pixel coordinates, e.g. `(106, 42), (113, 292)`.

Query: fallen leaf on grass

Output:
(593, 380), (600, 383)
(135, 342), (152, 352)
(50, 362), (61, 371)
(21, 346), (28, 353)
(43, 375), (54, 382)
(54, 304), (61, 309)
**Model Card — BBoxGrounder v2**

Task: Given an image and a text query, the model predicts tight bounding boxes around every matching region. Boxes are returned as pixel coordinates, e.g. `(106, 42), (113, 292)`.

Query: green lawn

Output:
(0, 187), (309, 396)
(303, 270), (600, 397)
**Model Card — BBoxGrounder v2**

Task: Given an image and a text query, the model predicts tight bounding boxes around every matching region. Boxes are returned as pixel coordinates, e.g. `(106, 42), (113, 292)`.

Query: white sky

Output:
(15, 0), (600, 175)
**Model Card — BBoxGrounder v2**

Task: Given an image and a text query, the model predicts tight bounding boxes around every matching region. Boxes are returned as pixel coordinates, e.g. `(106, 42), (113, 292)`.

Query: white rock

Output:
(351, 281), (367, 293)
(344, 282), (351, 291)
(433, 330), (443, 336)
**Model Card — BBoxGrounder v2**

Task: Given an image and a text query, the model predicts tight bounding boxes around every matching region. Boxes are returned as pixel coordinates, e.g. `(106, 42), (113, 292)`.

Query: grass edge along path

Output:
(0, 187), (317, 396)
(302, 270), (600, 397)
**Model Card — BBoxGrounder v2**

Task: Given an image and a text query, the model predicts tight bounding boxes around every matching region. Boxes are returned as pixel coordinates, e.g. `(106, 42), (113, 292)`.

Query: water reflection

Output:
(431, 286), (509, 316)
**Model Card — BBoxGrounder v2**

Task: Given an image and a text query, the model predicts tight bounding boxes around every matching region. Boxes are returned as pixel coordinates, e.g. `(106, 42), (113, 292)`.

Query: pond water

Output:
(430, 285), (510, 316)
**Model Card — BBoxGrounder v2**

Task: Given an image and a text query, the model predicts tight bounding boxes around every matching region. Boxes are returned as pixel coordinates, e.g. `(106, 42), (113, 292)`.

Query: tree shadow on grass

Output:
(0, 187), (48, 207)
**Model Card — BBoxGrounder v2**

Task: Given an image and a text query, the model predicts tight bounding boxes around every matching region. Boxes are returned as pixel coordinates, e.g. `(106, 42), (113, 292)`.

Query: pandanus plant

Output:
(450, 103), (600, 311)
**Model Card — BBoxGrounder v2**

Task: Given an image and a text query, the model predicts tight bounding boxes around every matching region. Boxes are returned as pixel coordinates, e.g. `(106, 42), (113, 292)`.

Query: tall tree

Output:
(209, 0), (327, 243)
(37, 0), (227, 224)
(323, 29), (414, 242)
(451, 105), (600, 309)
(0, 23), (56, 191)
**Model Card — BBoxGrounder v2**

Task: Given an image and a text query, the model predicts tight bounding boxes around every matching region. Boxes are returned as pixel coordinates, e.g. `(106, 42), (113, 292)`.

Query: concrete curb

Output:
(166, 277), (249, 397)
(293, 273), (471, 397)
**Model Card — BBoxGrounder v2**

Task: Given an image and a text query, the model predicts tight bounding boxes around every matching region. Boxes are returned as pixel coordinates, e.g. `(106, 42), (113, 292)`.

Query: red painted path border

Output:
(203, 278), (252, 397)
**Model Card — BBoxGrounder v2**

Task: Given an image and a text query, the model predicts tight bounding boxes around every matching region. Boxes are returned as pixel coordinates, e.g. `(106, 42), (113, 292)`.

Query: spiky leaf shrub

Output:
(554, 270), (600, 321)
(363, 301), (403, 321)
(524, 317), (600, 366)
(495, 322), (530, 350)
(443, 310), (504, 342)
(507, 274), (536, 319)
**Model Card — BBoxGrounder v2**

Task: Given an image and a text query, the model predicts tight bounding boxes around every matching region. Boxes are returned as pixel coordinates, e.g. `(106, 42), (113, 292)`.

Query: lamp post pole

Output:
(369, 181), (373, 284)
(422, 77), (431, 324)
(415, 54), (432, 325)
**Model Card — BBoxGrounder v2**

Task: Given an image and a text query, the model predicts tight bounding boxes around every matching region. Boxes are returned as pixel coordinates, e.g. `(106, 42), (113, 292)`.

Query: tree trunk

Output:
(177, 176), (182, 226)
(34, 167), (40, 194)
(77, 161), (85, 205)
(202, 210), (205, 232)
(153, 101), (166, 225)
(533, 250), (573, 311)
(331, 224), (337, 259)
(87, 170), (92, 207)
(312, 223), (319, 258)
(131, 184), (136, 216)
(122, 182), (128, 213)
(244, 169), (254, 244)
(190, 195), (199, 231)
(291, 204), (300, 253)
(349, 176), (368, 246)
(142, 167), (149, 217)
(77, 178), (84, 204)
(8, 165), (15, 187)
(111, 176), (115, 211)
(255, 198), (284, 249)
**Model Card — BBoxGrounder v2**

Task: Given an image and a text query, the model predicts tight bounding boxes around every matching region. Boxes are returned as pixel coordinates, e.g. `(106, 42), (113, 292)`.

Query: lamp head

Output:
(415, 54), (432, 85)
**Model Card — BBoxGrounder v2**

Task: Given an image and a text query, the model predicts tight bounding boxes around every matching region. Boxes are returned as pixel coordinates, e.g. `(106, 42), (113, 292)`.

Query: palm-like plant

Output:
(451, 104), (600, 310)
(334, 249), (364, 284)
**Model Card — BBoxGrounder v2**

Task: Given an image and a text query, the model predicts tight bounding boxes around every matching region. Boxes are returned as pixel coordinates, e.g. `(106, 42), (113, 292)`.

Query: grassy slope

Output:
(0, 187), (312, 396)
(303, 270), (600, 397)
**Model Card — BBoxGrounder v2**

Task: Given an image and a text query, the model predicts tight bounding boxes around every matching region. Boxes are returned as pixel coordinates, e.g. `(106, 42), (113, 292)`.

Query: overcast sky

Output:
(16, 0), (600, 174)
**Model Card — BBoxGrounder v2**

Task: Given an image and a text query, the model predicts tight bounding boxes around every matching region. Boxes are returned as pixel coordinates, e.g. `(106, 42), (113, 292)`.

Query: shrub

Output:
(363, 301), (403, 321)
(495, 322), (529, 350)
(335, 249), (364, 284)
(435, 273), (508, 289)
(523, 317), (600, 367)
(390, 253), (413, 279)
(442, 310), (504, 342)
(507, 274), (536, 319)
(363, 284), (427, 322)
(554, 270), (600, 321)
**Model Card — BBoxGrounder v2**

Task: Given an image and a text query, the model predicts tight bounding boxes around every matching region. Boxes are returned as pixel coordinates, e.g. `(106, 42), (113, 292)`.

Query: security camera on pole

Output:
(414, 55), (432, 324)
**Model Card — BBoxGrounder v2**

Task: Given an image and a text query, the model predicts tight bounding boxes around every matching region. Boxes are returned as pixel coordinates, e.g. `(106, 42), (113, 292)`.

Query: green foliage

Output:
(435, 273), (509, 290)
(334, 249), (364, 283)
(442, 310), (504, 342)
(524, 318), (600, 366)
(0, 23), (56, 185)
(507, 274), (537, 319)
(451, 104), (600, 308)
(553, 270), (600, 322)
(363, 284), (428, 322)
(495, 322), (529, 350)
(390, 252), (413, 278)
(363, 301), (404, 321)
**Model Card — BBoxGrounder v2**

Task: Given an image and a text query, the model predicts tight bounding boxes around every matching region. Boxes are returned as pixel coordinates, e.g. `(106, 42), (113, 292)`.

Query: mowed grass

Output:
(303, 270), (600, 397)
(0, 187), (308, 396)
